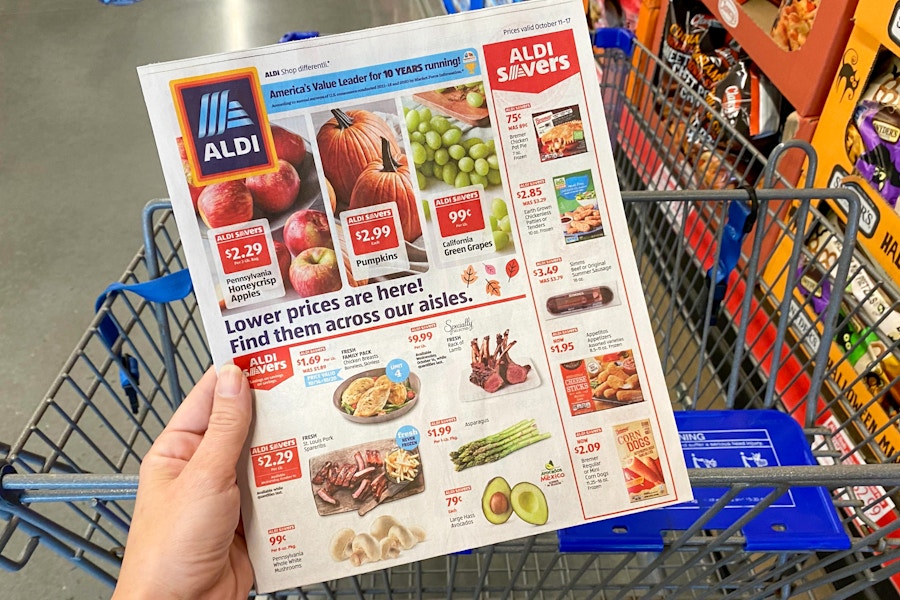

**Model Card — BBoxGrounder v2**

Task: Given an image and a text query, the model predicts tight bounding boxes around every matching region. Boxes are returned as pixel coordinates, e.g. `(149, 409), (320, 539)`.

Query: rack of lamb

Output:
(469, 329), (531, 393)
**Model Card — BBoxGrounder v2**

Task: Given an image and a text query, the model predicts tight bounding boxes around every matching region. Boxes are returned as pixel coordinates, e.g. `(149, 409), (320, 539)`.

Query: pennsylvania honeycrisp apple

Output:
(246, 159), (301, 214)
(274, 240), (291, 284)
(198, 180), (254, 229)
(271, 124), (307, 168)
(289, 247), (342, 297)
(176, 137), (204, 212)
(283, 209), (334, 255)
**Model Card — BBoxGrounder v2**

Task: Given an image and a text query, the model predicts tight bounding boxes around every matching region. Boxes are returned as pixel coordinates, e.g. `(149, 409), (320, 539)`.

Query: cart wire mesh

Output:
(3, 34), (900, 600)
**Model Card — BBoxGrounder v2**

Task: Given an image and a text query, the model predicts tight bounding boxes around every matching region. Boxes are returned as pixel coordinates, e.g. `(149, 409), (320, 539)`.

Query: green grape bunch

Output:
(403, 105), (503, 192)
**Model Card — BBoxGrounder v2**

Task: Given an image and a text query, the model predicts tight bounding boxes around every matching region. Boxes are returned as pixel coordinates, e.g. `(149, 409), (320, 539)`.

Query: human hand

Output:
(113, 365), (254, 600)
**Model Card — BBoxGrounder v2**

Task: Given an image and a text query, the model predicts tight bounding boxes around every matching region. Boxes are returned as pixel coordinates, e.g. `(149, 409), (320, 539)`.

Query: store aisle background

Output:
(0, 1), (440, 597)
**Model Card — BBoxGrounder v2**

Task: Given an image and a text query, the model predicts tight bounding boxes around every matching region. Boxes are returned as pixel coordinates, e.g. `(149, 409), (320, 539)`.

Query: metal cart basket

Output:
(4, 32), (900, 600)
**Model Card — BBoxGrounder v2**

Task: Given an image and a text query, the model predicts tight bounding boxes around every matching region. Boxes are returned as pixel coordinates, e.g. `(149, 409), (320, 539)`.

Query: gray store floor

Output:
(0, 1), (441, 597)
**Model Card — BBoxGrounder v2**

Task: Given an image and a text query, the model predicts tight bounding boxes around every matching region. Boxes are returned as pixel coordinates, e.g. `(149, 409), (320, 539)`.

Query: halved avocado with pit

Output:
(510, 481), (548, 525)
(481, 476), (513, 524)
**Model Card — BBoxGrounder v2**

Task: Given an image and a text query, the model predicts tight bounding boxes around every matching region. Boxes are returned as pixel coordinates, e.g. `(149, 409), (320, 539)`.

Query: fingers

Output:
(187, 365), (253, 488)
(164, 367), (218, 436)
(145, 368), (217, 464)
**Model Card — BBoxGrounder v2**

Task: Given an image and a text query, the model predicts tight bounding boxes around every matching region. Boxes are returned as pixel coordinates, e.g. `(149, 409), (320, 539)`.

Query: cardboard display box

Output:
(692, 0), (858, 117)
(646, 0), (826, 185)
(811, 0), (900, 284)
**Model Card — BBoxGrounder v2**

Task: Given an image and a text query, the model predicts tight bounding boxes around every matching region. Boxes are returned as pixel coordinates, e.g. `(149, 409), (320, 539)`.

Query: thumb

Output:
(188, 364), (253, 487)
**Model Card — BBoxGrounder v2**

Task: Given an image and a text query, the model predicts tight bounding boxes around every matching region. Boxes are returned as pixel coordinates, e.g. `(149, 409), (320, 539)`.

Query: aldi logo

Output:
(483, 31), (580, 94)
(196, 90), (254, 138)
(171, 68), (277, 185)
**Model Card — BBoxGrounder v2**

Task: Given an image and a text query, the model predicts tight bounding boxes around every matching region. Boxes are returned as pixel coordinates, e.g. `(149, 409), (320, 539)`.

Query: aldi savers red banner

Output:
(483, 30), (581, 94)
(234, 345), (293, 391)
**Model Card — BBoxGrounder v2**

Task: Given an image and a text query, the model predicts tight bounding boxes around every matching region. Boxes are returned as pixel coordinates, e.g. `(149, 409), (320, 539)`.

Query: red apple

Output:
(198, 180), (254, 229)
(274, 240), (291, 283)
(177, 137), (205, 212)
(289, 247), (342, 297)
(176, 136), (188, 161)
(246, 159), (301, 213)
(283, 209), (333, 255)
(271, 124), (307, 168)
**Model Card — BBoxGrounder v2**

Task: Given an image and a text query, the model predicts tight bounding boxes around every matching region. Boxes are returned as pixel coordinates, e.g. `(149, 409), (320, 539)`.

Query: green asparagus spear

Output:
(454, 432), (551, 471)
(467, 425), (538, 458)
(449, 419), (534, 459)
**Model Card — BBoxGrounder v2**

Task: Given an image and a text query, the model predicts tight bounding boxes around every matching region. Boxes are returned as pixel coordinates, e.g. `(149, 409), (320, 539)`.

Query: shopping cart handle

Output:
(94, 268), (193, 413)
(94, 269), (193, 351)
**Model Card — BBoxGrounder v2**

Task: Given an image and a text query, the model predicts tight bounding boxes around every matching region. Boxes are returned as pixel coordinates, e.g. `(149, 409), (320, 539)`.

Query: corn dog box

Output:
(614, 418), (667, 502)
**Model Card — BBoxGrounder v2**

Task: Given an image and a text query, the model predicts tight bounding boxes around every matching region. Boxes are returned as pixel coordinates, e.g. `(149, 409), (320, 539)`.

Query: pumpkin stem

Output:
(380, 137), (399, 173)
(331, 108), (354, 130)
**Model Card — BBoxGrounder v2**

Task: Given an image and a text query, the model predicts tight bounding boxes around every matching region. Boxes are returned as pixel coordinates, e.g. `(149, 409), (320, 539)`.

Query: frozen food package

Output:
(614, 418), (667, 502)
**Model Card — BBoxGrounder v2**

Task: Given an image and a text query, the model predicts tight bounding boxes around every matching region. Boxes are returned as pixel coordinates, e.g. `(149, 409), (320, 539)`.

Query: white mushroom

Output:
(349, 532), (380, 567)
(388, 524), (421, 550)
(370, 515), (402, 540)
(380, 535), (402, 560)
(329, 528), (356, 562)
(409, 525), (426, 543)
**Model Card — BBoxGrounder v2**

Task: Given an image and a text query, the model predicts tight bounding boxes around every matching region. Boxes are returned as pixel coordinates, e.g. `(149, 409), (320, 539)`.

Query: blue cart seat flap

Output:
(592, 29), (635, 56)
(557, 410), (850, 553)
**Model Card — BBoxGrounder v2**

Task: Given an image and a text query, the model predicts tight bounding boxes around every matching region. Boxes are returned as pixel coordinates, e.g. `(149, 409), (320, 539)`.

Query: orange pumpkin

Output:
(349, 137), (422, 242)
(316, 109), (400, 211)
(324, 177), (337, 213)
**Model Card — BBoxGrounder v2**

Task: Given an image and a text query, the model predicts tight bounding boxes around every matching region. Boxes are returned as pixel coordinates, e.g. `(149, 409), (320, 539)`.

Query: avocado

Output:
(510, 481), (548, 526)
(481, 476), (513, 524)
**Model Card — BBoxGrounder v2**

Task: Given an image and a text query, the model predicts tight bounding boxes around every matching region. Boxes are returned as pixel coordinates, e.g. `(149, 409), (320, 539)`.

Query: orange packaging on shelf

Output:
(635, 0), (663, 52)
(810, 0), (900, 284)
(688, 0), (858, 116)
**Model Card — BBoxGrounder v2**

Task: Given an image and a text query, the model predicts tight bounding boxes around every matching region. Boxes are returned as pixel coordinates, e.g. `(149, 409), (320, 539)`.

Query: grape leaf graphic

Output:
(485, 279), (501, 297)
(461, 265), (478, 287)
(505, 258), (520, 280)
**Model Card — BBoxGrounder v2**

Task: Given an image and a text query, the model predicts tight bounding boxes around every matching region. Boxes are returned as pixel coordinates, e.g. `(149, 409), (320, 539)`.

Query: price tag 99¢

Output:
(434, 190), (486, 237)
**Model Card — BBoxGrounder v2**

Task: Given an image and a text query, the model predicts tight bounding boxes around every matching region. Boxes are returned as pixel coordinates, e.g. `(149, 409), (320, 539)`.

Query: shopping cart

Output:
(3, 31), (900, 600)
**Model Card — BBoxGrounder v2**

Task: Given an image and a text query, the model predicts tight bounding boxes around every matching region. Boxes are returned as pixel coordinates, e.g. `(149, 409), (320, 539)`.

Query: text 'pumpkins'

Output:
(350, 137), (422, 242)
(316, 109), (400, 209)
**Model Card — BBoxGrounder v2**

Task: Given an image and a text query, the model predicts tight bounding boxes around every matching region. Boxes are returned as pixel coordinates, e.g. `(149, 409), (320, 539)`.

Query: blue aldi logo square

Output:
(171, 68), (277, 185)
